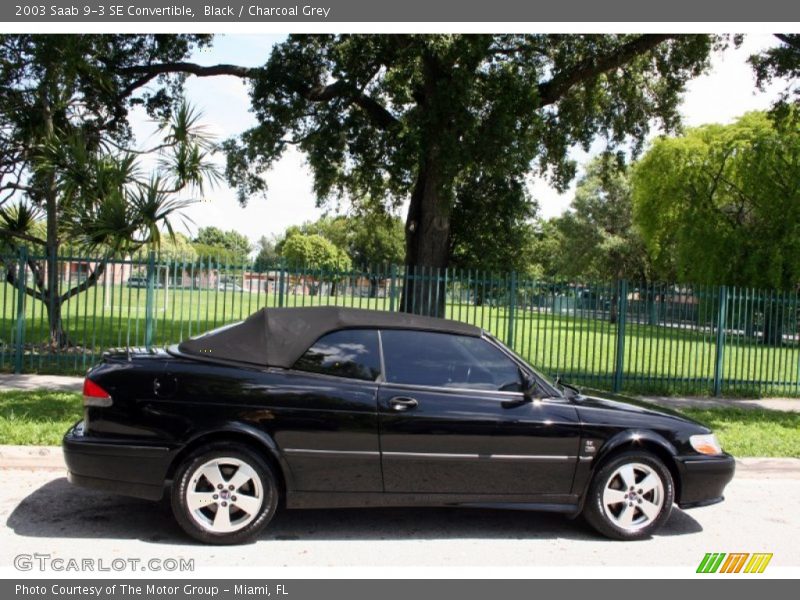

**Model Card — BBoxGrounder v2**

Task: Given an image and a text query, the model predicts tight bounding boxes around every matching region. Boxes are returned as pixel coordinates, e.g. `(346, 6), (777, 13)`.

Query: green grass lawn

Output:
(2, 280), (800, 397)
(679, 407), (800, 458)
(1, 389), (798, 457)
(0, 390), (82, 445)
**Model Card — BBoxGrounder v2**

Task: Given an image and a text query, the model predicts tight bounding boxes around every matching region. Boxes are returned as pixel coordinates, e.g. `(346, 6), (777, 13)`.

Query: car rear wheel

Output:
(583, 450), (674, 540)
(171, 443), (279, 544)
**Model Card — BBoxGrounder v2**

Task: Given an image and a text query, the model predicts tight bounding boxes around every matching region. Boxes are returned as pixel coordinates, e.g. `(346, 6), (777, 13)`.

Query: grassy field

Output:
(2, 280), (800, 396)
(1, 389), (797, 457)
(680, 407), (800, 458)
(0, 390), (81, 446)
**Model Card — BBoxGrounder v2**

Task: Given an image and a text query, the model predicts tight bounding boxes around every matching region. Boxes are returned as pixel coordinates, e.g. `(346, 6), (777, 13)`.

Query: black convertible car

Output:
(63, 306), (734, 544)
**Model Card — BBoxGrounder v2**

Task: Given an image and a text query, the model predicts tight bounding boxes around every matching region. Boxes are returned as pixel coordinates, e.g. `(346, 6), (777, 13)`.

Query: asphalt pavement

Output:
(1, 457), (798, 569)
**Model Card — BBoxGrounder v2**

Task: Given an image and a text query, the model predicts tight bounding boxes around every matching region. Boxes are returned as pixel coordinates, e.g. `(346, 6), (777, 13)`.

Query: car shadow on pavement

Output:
(6, 477), (703, 545)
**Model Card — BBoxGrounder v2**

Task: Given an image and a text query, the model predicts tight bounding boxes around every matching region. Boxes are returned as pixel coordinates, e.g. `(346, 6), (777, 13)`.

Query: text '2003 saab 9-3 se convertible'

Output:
(63, 306), (735, 544)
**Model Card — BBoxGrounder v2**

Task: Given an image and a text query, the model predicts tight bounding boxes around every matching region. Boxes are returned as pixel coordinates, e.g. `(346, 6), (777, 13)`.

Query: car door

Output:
(377, 329), (581, 496)
(273, 328), (383, 493)
(172, 328), (384, 493)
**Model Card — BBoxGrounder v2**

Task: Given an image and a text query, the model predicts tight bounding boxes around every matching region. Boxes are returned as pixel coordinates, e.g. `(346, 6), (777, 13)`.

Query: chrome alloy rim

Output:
(186, 457), (264, 533)
(601, 462), (665, 532)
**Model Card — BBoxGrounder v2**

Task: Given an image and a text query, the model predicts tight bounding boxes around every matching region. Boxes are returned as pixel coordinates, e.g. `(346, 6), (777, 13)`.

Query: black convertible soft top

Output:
(175, 306), (481, 369)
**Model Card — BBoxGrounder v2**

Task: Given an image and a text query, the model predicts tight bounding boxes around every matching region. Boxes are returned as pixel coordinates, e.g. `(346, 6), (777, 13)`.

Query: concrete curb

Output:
(0, 445), (66, 470)
(1, 445), (798, 479)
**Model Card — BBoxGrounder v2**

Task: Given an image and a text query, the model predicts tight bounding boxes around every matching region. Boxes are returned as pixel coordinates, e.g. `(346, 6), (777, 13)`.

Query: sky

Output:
(129, 34), (787, 246)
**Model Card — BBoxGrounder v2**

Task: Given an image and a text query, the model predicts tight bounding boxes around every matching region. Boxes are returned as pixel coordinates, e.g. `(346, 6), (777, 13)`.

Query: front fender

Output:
(570, 429), (679, 510)
(592, 429), (679, 467)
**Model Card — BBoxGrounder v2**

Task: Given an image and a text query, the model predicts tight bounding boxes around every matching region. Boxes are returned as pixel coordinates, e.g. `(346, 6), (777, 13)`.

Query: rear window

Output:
(293, 329), (381, 381)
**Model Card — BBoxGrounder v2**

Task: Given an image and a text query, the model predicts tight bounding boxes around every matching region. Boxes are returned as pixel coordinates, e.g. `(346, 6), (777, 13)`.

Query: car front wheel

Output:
(583, 450), (674, 540)
(171, 443), (279, 544)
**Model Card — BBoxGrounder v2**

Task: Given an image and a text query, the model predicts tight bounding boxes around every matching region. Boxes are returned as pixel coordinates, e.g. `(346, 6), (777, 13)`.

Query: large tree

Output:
(555, 156), (654, 283)
(633, 110), (800, 343)
(253, 234), (280, 271)
(219, 34), (717, 313)
(193, 226), (253, 262)
(0, 34), (218, 346)
(278, 213), (404, 268)
(553, 156), (656, 323)
(281, 233), (351, 272)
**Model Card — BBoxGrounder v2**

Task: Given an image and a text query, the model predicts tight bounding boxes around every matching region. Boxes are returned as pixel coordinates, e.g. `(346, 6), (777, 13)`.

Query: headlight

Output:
(690, 433), (723, 455)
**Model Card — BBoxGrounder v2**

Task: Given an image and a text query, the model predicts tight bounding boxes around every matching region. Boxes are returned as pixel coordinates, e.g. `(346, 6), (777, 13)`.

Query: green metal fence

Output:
(2, 248), (799, 397)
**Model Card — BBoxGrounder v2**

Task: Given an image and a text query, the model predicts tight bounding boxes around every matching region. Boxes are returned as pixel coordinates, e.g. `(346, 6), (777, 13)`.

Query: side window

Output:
(293, 329), (381, 381)
(381, 330), (522, 392)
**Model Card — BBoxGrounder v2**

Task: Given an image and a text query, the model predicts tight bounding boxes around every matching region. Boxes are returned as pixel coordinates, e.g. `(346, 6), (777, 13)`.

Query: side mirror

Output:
(501, 370), (537, 409)
(521, 371), (538, 402)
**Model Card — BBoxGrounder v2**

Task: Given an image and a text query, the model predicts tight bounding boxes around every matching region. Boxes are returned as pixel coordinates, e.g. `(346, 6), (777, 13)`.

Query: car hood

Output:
(570, 388), (709, 430)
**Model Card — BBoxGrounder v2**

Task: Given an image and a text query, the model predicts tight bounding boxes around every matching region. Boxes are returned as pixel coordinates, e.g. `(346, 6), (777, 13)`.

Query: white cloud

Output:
(680, 34), (786, 127)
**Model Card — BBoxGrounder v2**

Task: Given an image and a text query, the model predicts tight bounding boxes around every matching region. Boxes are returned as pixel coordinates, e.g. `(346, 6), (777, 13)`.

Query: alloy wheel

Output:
(601, 462), (665, 532)
(185, 457), (265, 533)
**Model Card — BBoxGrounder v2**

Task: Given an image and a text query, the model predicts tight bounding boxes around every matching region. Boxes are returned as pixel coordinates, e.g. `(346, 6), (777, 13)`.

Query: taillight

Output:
(83, 379), (113, 407)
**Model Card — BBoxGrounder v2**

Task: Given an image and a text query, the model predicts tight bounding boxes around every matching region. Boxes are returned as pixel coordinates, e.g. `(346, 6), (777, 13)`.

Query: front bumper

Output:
(62, 421), (175, 501)
(675, 453), (736, 509)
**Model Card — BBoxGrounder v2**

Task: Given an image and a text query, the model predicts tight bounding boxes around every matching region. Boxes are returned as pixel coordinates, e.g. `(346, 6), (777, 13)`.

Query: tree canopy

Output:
(253, 234), (280, 270)
(277, 212), (404, 268)
(448, 174), (539, 274)
(633, 110), (800, 291)
(193, 226), (253, 262)
(222, 34), (716, 313)
(552, 156), (653, 282)
(749, 34), (800, 109)
(281, 233), (351, 272)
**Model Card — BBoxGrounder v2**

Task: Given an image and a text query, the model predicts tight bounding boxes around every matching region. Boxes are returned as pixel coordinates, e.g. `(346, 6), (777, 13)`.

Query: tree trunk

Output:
(399, 158), (450, 316)
(45, 298), (69, 348)
(646, 291), (658, 326)
(609, 292), (618, 325)
(40, 81), (70, 349)
(44, 238), (64, 347)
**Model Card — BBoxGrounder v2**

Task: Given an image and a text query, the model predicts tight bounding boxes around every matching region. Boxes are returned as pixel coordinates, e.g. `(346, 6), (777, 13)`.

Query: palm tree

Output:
(0, 102), (218, 347)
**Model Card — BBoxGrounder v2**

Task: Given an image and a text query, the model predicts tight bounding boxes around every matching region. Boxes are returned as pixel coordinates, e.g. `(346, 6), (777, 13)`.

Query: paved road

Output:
(1, 466), (797, 569)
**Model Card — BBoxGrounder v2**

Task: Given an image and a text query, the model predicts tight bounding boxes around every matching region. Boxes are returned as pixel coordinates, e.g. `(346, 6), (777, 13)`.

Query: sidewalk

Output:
(3, 374), (800, 411)
(641, 395), (800, 413)
(0, 374), (82, 392)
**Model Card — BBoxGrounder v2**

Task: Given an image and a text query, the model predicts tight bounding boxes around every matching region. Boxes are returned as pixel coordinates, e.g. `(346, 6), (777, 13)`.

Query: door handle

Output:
(388, 396), (419, 411)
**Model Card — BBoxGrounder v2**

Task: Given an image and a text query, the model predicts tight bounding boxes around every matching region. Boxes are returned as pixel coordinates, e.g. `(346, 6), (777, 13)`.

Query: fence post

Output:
(713, 285), (728, 397)
(507, 270), (517, 348)
(144, 250), (155, 350)
(613, 279), (628, 393)
(389, 264), (397, 312)
(278, 258), (286, 308)
(14, 246), (28, 374)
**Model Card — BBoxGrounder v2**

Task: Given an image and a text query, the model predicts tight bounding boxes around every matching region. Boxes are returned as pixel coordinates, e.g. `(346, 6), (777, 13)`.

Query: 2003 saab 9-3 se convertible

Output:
(63, 306), (735, 544)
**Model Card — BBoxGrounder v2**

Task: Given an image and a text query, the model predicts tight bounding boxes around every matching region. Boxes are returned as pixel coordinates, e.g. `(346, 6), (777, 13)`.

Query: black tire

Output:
(583, 450), (674, 541)
(171, 442), (279, 545)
